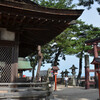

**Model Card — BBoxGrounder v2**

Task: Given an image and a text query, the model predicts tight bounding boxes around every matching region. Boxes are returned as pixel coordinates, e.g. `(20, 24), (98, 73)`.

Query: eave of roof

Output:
(0, 0), (84, 57)
(18, 60), (32, 70)
(0, 0), (83, 16)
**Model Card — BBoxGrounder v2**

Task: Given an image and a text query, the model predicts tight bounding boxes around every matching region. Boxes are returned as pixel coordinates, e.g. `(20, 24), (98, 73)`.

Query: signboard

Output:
(48, 68), (53, 77)
(54, 72), (58, 75)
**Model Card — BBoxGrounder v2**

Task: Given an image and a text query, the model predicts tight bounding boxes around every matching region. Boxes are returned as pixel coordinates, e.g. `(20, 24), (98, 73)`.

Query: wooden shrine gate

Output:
(85, 37), (100, 89)
(84, 55), (95, 89)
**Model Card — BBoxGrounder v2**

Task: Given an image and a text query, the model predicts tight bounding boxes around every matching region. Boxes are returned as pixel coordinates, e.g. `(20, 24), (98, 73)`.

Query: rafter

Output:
(19, 16), (26, 25)
(26, 17), (34, 24)
(12, 14), (18, 25)
(38, 19), (48, 25)
(0, 12), (2, 24)
(39, 19), (54, 26)
(6, 13), (11, 26)
(31, 18), (41, 25)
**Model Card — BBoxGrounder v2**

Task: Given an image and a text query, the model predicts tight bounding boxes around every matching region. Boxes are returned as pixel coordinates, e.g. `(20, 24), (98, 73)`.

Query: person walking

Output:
(64, 75), (68, 87)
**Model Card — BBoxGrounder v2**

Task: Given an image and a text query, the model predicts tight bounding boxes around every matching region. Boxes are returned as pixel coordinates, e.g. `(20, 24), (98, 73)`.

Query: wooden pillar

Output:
(96, 65), (100, 100)
(11, 33), (19, 82)
(93, 42), (98, 88)
(55, 74), (57, 91)
(93, 42), (98, 58)
(98, 72), (100, 99)
(84, 55), (90, 89)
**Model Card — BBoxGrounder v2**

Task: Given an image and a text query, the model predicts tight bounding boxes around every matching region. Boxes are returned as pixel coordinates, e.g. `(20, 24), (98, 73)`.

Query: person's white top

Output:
(64, 77), (68, 81)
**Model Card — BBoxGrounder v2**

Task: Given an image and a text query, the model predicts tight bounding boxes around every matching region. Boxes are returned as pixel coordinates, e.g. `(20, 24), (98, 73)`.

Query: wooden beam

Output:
(0, 12), (2, 24)
(0, 40), (17, 46)
(20, 41), (35, 46)
(19, 16), (26, 25)
(19, 44), (35, 49)
(89, 81), (95, 85)
(23, 27), (49, 31)
(38, 19), (51, 26)
(89, 70), (95, 72)
(39, 19), (48, 25)
(87, 47), (100, 54)
(6, 13), (11, 26)
(12, 14), (18, 25)
(53, 25), (65, 31)
(25, 17), (34, 24)
(31, 18), (41, 25)
(20, 33), (50, 44)
(85, 37), (100, 45)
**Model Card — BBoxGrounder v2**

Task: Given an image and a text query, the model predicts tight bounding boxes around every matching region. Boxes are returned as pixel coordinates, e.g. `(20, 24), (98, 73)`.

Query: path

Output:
(50, 85), (99, 100)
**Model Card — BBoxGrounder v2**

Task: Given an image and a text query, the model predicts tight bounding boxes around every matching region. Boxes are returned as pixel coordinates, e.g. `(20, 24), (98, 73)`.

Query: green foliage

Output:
(32, 0), (76, 9)
(78, 0), (94, 9)
(78, 0), (100, 14)
(28, 51), (38, 69)
(66, 20), (100, 55)
(41, 20), (100, 66)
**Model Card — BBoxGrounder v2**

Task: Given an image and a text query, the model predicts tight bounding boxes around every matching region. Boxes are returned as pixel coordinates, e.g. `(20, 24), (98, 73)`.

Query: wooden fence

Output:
(0, 82), (52, 100)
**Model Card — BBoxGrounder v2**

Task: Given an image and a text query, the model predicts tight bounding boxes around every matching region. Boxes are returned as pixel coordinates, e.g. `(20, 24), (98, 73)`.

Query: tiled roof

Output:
(18, 58), (32, 70)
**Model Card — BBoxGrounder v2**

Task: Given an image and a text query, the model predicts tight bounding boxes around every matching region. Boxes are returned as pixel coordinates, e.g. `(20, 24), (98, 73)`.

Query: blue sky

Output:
(24, 2), (100, 77)
(77, 2), (100, 27)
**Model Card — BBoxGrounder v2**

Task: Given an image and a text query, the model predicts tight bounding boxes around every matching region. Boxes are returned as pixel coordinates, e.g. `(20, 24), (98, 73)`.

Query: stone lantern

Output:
(64, 69), (69, 76)
(70, 65), (78, 75)
(60, 71), (64, 84)
(61, 71), (64, 78)
(69, 65), (78, 86)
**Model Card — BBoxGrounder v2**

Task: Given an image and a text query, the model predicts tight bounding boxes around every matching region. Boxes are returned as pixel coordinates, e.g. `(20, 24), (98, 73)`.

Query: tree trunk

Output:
(77, 51), (83, 85)
(36, 45), (43, 81)
(53, 48), (61, 66)
(30, 57), (37, 82)
(32, 67), (35, 82)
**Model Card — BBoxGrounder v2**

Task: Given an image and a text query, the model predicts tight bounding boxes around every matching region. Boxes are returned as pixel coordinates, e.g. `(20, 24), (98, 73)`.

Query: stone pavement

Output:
(50, 85), (99, 100)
